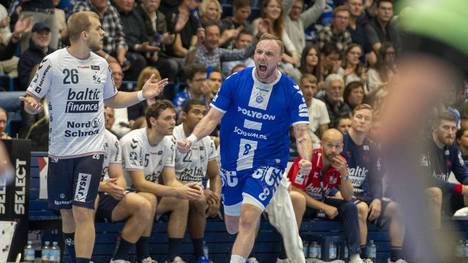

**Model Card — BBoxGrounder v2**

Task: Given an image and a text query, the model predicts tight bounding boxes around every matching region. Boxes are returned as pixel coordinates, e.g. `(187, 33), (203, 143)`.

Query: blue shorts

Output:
(96, 192), (120, 223)
(220, 165), (283, 216)
(47, 154), (104, 210)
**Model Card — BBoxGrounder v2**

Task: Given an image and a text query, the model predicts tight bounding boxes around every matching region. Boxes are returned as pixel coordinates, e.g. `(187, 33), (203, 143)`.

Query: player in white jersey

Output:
(177, 34), (314, 263)
(96, 109), (157, 263)
(174, 99), (221, 261)
(120, 100), (203, 263)
(19, 11), (169, 263)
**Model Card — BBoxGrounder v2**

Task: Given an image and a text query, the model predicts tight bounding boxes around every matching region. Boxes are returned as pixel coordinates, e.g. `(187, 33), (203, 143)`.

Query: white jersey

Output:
(120, 128), (175, 187)
(26, 48), (117, 158)
(173, 124), (217, 183)
(102, 129), (121, 181)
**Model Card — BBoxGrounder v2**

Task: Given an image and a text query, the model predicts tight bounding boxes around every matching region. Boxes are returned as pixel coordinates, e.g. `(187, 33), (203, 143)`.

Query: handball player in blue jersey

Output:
(177, 33), (314, 263)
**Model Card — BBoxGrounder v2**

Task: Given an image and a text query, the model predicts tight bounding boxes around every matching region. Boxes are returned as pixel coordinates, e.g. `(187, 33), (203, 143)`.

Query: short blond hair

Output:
(257, 33), (284, 54)
(67, 11), (99, 42)
(199, 0), (223, 21)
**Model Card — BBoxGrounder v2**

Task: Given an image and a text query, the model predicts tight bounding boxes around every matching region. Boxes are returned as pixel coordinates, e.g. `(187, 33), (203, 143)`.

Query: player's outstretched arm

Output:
(105, 74), (169, 108)
(293, 123), (313, 173)
(177, 107), (224, 152)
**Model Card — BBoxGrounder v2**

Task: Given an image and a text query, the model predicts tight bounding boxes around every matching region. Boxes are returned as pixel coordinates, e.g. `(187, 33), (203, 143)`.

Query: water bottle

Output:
(328, 241), (337, 260)
(343, 244), (349, 260)
(24, 241), (35, 262)
(464, 240), (468, 258)
(302, 240), (309, 258)
(367, 240), (377, 262)
(203, 241), (209, 260)
(49, 241), (60, 263)
(456, 240), (464, 258)
(308, 241), (316, 259)
(41, 241), (50, 263)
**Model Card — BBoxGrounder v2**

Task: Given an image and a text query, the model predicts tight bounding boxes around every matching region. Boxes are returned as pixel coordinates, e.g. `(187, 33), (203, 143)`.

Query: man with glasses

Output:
(317, 5), (352, 52)
(365, 0), (401, 53)
(288, 128), (364, 263)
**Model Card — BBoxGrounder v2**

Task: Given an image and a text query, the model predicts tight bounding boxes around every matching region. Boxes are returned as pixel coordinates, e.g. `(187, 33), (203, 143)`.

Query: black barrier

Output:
(0, 139), (31, 261)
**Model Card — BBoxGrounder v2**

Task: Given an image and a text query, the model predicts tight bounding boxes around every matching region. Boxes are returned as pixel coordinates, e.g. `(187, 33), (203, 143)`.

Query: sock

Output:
(76, 258), (90, 263)
(63, 232), (76, 263)
(390, 246), (403, 261)
(113, 236), (133, 261)
(136, 236), (150, 262)
(360, 245), (367, 258)
(192, 238), (204, 258)
(230, 255), (246, 263)
(168, 238), (183, 260)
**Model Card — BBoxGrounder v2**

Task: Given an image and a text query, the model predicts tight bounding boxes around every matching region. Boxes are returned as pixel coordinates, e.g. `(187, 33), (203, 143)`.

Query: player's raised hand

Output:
(141, 74), (169, 99)
(19, 95), (43, 114)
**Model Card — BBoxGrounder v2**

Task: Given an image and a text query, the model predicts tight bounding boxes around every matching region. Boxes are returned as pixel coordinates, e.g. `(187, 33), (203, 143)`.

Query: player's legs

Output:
(356, 202), (369, 248)
(220, 169), (245, 234)
(60, 209), (76, 261)
(157, 196), (189, 261)
(188, 194), (208, 258)
(231, 203), (263, 260)
(72, 205), (96, 259)
(135, 192), (158, 262)
(383, 201), (405, 262)
(425, 187), (443, 229)
(290, 190), (306, 227)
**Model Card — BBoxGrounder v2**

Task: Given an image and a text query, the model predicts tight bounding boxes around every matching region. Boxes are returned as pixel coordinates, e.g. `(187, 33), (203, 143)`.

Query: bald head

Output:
(321, 129), (344, 161)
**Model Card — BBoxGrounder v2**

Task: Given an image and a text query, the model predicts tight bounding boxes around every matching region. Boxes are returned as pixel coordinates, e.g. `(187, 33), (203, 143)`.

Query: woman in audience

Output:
(343, 81), (366, 110)
(367, 42), (397, 93)
(340, 43), (367, 85)
(127, 67), (162, 128)
(299, 44), (321, 82)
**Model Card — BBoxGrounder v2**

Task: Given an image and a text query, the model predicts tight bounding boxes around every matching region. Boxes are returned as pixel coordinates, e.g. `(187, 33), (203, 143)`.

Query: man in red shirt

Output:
(288, 129), (364, 263)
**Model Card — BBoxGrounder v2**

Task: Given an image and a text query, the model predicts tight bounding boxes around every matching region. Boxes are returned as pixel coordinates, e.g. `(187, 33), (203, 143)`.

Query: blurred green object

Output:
(398, 0), (468, 56)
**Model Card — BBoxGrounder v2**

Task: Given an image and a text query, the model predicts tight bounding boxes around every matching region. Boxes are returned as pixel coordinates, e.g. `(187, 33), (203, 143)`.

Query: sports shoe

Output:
(363, 259), (374, 263)
(142, 257), (158, 263)
(247, 257), (260, 263)
(276, 258), (291, 263)
(110, 259), (131, 263)
(348, 254), (364, 263)
(388, 259), (408, 263)
(167, 256), (186, 263)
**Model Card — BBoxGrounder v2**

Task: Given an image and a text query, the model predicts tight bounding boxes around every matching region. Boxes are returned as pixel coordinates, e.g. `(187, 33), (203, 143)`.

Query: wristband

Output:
(137, 90), (145, 101)
(187, 134), (198, 144)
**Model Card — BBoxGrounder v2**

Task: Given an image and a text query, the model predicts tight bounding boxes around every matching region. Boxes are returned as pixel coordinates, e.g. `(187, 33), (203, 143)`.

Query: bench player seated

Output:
(288, 129), (364, 263)
(96, 107), (157, 263)
(120, 100), (203, 263)
(173, 99), (221, 262)
(342, 104), (406, 263)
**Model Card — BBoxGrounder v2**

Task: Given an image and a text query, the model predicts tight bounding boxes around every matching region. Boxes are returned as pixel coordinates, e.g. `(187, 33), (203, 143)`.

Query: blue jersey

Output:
(342, 133), (383, 202)
(211, 67), (308, 172)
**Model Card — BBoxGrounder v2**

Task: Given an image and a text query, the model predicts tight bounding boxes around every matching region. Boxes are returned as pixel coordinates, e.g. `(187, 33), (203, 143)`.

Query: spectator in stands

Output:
(422, 111), (468, 228)
(299, 73), (329, 143)
(18, 0), (59, 51)
(221, 30), (255, 78)
(336, 115), (352, 133)
(317, 5), (352, 53)
(173, 99), (221, 261)
(113, 0), (159, 81)
(285, 0), (326, 57)
(97, 107), (157, 263)
(127, 67), (162, 128)
(173, 64), (210, 113)
(288, 129), (364, 263)
(346, 0), (373, 63)
(18, 22), (54, 91)
(342, 104), (406, 263)
(164, 0), (201, 60)
(365, 0), (401, 53)
(73, 0), (129, 71)
(299, 44), (321, 81)
(199, 0), (222, 26)
(219, 0), (252, 48)
(318, 74), (352, 128)
(109, 61), (131, 138)
(207, 67), (222, 101)
(344, 81), (365, 110)
(339, 43), (367, 85)
(0, 107), (10, 139)
(252, 0), (301, 80)
(457, 128), (468, 164)
(318, 44), (342, 84)
(120, 100), (203, 263)
(366, 42), (396, 94)
(186, 22), (255, 74)
(136, 0), (178, 81)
